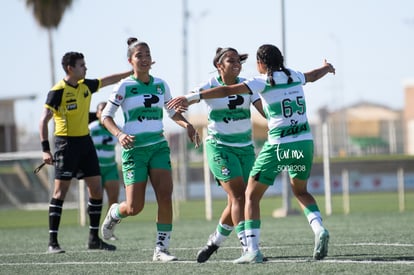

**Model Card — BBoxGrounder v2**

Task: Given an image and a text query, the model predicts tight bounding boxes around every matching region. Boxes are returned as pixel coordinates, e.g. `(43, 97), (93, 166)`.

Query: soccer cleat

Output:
(47, 243), (65, 254)
(88, 238), (116, 251)
(196, 243), (219, 263)
(313, 228), (329, 260)
(152, 248), (178, 262)
(233, 250), (264, 264)
(101, 203), (121, 240)
(196, 234), (219, 263)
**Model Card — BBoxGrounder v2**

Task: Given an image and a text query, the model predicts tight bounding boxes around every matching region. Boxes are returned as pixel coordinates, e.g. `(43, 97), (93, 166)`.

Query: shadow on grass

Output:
(328, 253), (414, 262)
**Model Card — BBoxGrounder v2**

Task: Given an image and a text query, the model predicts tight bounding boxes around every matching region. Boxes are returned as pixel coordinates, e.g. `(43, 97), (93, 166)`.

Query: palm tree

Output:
(26, 0), (73, 85)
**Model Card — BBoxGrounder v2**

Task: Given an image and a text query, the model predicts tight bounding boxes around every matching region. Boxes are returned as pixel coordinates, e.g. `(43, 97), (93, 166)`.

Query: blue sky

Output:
(2, 0), (414, 133)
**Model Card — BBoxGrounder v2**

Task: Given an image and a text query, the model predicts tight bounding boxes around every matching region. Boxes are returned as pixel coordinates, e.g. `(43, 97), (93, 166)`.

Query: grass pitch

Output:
(0, 193), (413, 274)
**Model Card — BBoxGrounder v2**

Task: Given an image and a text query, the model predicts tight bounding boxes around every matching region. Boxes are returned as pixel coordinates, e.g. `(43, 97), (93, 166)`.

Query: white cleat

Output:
(152, 248), (178, 262)
(101, 203), (121, 240)
(313, 228), (329, 260)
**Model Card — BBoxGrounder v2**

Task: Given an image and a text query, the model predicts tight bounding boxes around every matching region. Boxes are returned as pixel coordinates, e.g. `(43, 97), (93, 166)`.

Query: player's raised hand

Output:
(323, 59), (335, 75)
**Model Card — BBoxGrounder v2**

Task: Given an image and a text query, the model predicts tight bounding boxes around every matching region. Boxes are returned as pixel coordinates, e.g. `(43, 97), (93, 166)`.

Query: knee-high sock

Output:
(88, 198), (103, 238)
(210, 222), (233, 246)
(156, 223), (173, 250)
(49, 198), (63, 245)
(235, 221), (248, 252)
(304, 204), (324, 234)
(244, 219), (261, 252)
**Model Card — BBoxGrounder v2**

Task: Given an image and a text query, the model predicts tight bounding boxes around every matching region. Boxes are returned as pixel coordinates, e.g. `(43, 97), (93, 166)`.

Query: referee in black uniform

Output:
(39, 51), (131, 253)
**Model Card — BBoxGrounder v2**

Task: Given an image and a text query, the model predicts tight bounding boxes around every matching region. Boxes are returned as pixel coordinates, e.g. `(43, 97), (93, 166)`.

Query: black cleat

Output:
(88, 238), (116, 251)
(196, 243), (219, 263)
(47, 243), (65, 254)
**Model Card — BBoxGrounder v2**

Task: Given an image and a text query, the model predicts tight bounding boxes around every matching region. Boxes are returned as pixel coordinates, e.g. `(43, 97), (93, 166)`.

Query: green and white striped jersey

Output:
(194, 76), (260, 147)
(244, 69), (313, 145)
(103, 75), (175, 147)
(89, 121), (117, 167)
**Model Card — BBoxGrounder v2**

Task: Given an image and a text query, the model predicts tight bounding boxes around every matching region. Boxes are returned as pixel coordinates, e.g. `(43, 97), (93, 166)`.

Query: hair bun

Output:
(127, 37), (138, 46)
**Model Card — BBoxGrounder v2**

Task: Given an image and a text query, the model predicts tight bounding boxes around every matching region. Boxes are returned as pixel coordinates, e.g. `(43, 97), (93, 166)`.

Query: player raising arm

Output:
(168, 44), (335, 263)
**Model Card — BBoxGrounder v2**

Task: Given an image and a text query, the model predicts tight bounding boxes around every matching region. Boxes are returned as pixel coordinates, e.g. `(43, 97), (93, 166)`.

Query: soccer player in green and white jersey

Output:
(100, 37), (200, 262)
(89, 102), (121, 240)
(189, 47), (266, 263)
(168, 44), (336, 263)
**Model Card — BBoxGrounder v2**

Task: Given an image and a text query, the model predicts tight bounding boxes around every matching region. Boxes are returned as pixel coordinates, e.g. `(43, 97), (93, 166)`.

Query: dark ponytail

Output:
(256, 44), (292, 86)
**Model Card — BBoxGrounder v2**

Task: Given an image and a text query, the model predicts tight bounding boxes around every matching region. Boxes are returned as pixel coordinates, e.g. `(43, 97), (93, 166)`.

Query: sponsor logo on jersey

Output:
(227, 95), (244, 109)
(143, 94), (160, 108)
(67, 103), (77, 110)
(280, 120), (308, 138)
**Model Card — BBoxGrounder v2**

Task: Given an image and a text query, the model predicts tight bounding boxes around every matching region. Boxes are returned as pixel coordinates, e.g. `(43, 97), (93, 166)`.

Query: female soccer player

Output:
(100, 37), (199, 262)
(168, 44), (335, 263)
(190, 47), (265, 263)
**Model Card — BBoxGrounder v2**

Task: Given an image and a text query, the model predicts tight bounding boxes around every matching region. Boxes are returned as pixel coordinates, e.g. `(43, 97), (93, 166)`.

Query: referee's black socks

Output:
(87, 198), (103, 239)
(49, 198), (64, 245)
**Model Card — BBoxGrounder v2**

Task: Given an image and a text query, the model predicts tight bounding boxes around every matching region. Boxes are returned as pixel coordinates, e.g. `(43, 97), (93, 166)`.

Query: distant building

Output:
(322, 102), (404, 157)
(0, 95), (36, 152)
(404, 81), (414, 154)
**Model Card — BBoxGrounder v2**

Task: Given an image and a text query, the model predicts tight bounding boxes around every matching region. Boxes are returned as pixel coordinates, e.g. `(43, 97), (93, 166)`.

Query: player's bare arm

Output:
(304, 59), (335, 83)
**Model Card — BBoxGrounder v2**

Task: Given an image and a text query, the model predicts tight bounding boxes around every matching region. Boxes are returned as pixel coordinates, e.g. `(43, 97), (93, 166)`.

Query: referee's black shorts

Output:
(53, 135), (100, 180)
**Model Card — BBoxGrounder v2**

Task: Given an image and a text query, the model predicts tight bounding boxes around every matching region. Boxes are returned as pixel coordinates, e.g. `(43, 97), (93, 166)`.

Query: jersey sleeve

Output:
(101, 82), (125, 119)
(44, 89), (64, 112)
(83, 79), (101, 94)
(163, 80), (176, 118)
(249, 89), (261, 104)
(289, 69), (306, 85)
(243, 77), (266, 94)
(163, 80), (172, 103)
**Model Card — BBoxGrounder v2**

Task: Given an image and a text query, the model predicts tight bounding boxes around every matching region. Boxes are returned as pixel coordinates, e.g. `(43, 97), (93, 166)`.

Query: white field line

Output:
(334, 243), (414, 247)
(1, 242), (413, 266)
(0, 242), (413, 258)
(1, 259), (414, 266)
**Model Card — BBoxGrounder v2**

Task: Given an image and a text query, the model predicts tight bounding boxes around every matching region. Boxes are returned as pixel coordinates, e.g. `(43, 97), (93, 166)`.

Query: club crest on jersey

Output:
(221, 166), (230, 176)
(156, 85), (163, 94)
(126, 170), (134, 180)
(116, 94), (123, 101)
(84, 90), (89, 97)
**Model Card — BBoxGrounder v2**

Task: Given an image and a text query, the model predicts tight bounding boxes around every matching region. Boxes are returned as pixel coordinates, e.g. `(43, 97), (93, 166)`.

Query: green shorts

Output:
(250, 140), (314, 185)
(121, 141), (171, 186)
(206, 139), (255, 184)
(100, 163), (120, 187)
